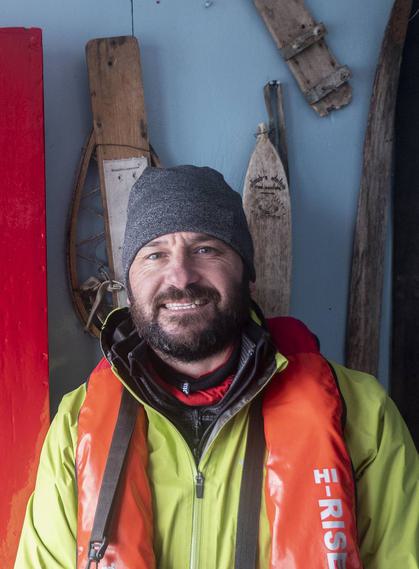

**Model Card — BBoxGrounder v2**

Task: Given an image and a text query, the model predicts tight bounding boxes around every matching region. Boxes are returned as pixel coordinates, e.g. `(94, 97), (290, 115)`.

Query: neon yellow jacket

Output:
(15, 327), (419, 569)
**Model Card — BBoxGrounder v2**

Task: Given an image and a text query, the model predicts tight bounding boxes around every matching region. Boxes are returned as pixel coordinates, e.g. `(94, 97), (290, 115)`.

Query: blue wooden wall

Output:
(0, 0), (394, 413)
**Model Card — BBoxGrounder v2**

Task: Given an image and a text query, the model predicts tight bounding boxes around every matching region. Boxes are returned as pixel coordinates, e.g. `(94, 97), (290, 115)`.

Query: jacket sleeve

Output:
(334, 363), (419, 569)
(14, 385), (86, 569)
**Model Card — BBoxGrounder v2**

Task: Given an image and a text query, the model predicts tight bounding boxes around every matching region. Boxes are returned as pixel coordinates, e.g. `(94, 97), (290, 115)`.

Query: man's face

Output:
(128, 232), (250, 361)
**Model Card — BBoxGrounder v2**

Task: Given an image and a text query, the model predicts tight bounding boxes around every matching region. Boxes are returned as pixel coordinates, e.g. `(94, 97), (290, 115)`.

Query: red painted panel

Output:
(0, 28), (49, 567)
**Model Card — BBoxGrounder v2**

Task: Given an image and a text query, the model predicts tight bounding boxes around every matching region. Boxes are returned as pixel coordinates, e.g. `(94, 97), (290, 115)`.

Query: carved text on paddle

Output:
(249, 175), (287, 217)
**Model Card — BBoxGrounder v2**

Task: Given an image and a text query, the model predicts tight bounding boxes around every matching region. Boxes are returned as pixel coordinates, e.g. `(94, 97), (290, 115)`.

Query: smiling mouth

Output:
(162, 299), (209, 311)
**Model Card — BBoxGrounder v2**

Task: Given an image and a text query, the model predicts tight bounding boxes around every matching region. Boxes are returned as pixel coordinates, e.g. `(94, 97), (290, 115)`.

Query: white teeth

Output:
(164, 300), (207, 310)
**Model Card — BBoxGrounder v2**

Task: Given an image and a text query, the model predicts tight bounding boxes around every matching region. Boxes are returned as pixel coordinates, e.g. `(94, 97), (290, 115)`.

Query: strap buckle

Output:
(88, 537), (108, 562)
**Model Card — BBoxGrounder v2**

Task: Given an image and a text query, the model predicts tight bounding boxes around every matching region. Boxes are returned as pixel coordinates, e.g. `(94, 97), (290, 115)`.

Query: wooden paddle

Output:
(345, 0), (412, 376)
(243, 123), (292, 317)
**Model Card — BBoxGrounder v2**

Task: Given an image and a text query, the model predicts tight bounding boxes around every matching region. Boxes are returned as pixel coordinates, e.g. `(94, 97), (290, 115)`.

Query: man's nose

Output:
(164, 255), (199, 289)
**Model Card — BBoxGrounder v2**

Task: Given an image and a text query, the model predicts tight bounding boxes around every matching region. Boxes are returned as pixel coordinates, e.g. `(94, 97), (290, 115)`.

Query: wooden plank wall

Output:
(0, 28), (49, 567)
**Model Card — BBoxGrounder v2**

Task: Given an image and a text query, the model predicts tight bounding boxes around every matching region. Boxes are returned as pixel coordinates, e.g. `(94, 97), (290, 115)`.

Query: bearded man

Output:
(15, 166), (418, 569)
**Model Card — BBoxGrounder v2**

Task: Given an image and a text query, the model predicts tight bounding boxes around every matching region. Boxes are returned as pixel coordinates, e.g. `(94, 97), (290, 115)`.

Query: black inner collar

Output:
(143, 341), (242, 394)
(101, 306), (277, 411)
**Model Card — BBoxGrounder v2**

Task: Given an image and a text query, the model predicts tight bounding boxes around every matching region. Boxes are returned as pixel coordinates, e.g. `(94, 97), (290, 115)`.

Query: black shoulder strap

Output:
(84, 387), (264, 569)
(234, 396), (266, 569)
(85, 388), (138, 568)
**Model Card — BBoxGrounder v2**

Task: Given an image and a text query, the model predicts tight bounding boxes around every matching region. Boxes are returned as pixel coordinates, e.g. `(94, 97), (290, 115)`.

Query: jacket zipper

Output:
(198, 352), (285, 459)
(195, 471), (205, 499)
(190, 470), (205, 569)
(104, 350), (286, 569)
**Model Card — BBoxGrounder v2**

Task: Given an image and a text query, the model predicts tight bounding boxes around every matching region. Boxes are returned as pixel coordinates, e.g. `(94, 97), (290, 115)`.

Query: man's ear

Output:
(125, 277), (133, 306)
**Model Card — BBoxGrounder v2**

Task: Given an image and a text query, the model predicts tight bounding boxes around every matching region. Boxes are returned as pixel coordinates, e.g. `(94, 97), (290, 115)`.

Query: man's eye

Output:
(147, 252), (162, 260)
(196, 246), (214, 254)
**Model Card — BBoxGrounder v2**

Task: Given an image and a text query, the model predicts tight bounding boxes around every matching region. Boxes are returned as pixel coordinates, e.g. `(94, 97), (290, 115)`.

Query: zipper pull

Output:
(181, 382), (190, 395)
(195, 471), (205, 499)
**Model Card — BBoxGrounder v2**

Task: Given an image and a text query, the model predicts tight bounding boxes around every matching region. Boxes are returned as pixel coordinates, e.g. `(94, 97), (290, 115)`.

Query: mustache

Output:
(153, 284), (221, 310)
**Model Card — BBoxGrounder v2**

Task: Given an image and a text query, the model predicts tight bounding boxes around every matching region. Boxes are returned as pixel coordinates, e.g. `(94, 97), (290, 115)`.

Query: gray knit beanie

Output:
(122, 165), (255, 283)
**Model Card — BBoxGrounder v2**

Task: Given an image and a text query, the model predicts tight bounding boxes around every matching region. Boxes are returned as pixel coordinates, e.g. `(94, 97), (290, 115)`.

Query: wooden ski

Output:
(391, 0), (419, 447)
(243, 123), (292, 316)
(254, 0), (352, 116)
(345, 0), (412, 376)
(0, 28), (49, 567)
(86, 36), (150, 307)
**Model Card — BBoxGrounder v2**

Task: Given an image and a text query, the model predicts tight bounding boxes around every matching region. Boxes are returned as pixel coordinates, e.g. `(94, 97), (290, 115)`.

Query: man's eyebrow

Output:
(188, 235), (223, 245)
(142, 239), (168, 248)
(143, 235), (222, 248)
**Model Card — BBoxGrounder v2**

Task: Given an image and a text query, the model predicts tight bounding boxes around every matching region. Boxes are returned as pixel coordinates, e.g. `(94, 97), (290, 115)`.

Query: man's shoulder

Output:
(266, 315), (387, 417)
(330, 360), (388, 438)
(329, 361), (417, 474)
(330, 360), (387, 406)
(51, 383), (87, 443)
(54, 356), (113, 423)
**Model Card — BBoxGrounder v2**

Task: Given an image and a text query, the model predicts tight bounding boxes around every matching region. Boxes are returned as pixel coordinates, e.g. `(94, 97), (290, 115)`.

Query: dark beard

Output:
(129, 282), (250, 362)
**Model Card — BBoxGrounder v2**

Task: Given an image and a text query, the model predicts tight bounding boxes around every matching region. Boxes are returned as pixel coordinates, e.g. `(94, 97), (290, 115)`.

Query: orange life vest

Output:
(76, 317), (362, 569)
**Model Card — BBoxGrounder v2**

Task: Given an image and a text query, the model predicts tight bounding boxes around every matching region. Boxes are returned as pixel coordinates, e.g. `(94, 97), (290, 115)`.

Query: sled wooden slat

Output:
(345, 0), (412, 376)
(86, 36), (150, 304)
(254, 0), (352, 116)
(243, 124), (292, 317)
(103, 155), (148, 303)
(0, 28), (49, 568)
(67, 129), (103, 336)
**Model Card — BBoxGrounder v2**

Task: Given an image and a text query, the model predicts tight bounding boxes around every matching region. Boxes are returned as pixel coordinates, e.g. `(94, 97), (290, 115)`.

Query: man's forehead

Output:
(141, 232), (226, 248)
